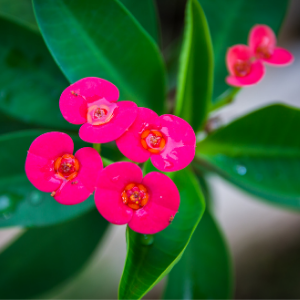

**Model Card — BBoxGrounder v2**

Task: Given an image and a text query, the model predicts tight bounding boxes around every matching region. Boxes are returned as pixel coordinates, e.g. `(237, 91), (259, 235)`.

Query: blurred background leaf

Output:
(0, 130), (120, 227)
(118, 168), (205, 299)
(0, 17), (73, 130)
(195, 104), (300, 210)
(198, 0), (290, 103)
(0, 0), (38, 31)
(119, 0), (160, 44)
(0, 209), (108, 299)
(33, 0), (166, 114)
(164, 210), (233, 299)
(175, 0), (213, 131)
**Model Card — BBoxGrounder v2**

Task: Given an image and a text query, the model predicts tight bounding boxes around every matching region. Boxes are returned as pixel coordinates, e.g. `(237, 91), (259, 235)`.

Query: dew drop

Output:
(0, 195), (11, 212)
(140, 234), (154, 246)
(28, 191), (44, 206)
(235, 165), (247, 176)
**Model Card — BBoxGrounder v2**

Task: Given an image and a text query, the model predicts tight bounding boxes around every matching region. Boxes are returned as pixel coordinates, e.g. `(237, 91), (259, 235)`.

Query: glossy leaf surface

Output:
(196, 104), (300, 209)
(119, 167), (205, 299)
(175, 0), (213, 131)
(0, 0), (38, 31)
(198, 0), (289, 101)
(0, 209), (108, 298)
(164, 211), (233, 299)
(119, 0), (160, 43)
(0, 17), (73, 130)
(33, 0), (166, 114)
(0, 130), (119, 227)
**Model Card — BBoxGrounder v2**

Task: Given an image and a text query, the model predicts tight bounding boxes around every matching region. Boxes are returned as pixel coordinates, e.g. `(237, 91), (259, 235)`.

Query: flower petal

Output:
(75, 147), (103, 193)
(142, 172), (180, 211)
(53, 180), (91, 205)
(128, 170), (180, 234)
(150, 115), (196, 172)
(25, 152), (62, 193)
(262, 47), (294, 66)
(226, 60), (265, 87)
(79, 101), (138, 143)
(116, 107), (158, 162)
(28, 132), (74, 160)
(94, 162), (143, 224)
(249, 24), (276, 54)
(59, 77), (119, 124)
(226, 45), (253, 75)
(128, 202), (177, 234)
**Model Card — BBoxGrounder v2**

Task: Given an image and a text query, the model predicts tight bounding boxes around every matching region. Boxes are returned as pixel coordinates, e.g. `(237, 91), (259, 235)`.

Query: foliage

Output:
(0, 0), (294, 299)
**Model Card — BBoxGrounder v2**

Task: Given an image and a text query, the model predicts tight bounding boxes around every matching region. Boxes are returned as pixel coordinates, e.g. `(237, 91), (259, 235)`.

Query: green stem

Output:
(209, 87), (241, 112)
(93, 143), (101, 154)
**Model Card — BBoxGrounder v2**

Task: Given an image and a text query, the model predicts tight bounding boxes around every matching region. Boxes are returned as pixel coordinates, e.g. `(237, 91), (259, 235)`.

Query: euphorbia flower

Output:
(249, 24), (294, 66)
(59, 77), (138, 143)
(95, 162), (180, 234)
(116, 108), (196, 172)
(25, 132), (102, 205)
(226, 44), (265, 87)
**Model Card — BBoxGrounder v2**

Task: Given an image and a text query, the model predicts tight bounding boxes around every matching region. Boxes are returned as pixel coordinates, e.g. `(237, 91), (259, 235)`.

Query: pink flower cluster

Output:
(226, 25), (294, 87)
(25, 77), (191, 234)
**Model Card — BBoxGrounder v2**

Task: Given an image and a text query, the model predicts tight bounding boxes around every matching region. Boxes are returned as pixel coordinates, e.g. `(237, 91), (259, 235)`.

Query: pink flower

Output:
(249, 25), (294, 66)
(95, 162), (180, 234)
(226, 44), (265, 87)
(25, 132), (102, 205)
(59, 77), (138, 143)
(116, 108), (196, 172)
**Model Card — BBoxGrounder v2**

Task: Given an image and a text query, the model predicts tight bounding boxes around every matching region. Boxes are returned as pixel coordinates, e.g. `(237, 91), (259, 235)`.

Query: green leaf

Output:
(33, 0), (166, 114)
(118, 168), (206, 299)
(175, 0), (213, 131)
(0, 17), (73, 130)
(0, 209), (108, 298)
(0, 0), (38, 31)
(164, 210), (233, 299)
(196, 104), (300, 209)
(198, 0), (289, 102)
(119, 0), (160, 43)
(0, 130), (119, 227)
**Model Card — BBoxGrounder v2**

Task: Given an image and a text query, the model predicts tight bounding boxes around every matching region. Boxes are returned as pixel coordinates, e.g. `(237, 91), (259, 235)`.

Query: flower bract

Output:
(25, 132), (102, 205)
(116, 108), (196, 172)
(249, 24), (294, 66)
(59, 77), (138, 143)
(226, 44), (265, 87)
(95, 162), (180, 234)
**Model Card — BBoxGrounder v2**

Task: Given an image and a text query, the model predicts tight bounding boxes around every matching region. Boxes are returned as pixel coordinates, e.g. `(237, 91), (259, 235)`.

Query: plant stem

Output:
(209, 87), (241, 112)
(93, 143), (101, 154)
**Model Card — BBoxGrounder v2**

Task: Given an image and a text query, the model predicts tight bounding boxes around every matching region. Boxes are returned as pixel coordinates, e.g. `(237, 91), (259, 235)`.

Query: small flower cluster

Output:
(226, 25), (294, 87)
(25, 77), (192, 234)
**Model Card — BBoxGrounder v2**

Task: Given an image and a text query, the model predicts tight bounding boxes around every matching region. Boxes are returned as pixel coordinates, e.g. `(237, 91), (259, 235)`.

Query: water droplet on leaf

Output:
(140, 234), (154, 246)
(28, 191), (44, 206)
(235, 165), (247, 175)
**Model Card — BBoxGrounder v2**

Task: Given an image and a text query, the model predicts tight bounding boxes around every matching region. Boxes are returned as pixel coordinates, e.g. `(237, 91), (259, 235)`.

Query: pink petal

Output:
(142, 172), (180, 211)
(59, 77), (119, 124)
(95, 162), (143, 224)
(226, 60), (265, 87)
(226, 45), (253, 75)
(129, 172), (180, 234)
(262, 47), (294, 66)
(54, 180), (92, 205)
(79, 101), (138, 143)
(25, 152), (62, 193)
(116, 107), (158, 162)
(150, 115), (196, 172)
(249, 24), (276, 54)
(28, 132), (74, 160)
(129, 201), (177, 235)
(74, 147), (103, 193)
